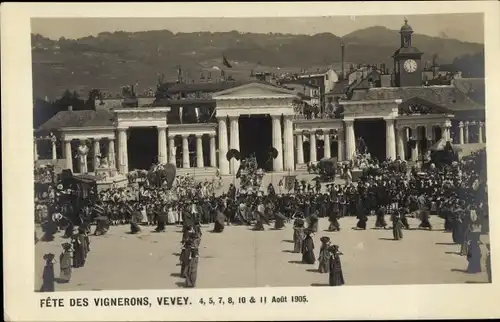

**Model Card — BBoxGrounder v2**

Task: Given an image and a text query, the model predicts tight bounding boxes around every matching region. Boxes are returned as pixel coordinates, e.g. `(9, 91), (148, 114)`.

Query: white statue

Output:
(77, 143), (89, 173)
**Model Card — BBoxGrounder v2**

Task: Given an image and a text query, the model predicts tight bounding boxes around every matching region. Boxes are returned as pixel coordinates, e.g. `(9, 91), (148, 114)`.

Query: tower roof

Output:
(400, 17), (413, 33)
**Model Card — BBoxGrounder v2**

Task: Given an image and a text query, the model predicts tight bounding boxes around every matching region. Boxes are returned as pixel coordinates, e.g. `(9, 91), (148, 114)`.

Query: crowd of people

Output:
(36, 147), (490, 289)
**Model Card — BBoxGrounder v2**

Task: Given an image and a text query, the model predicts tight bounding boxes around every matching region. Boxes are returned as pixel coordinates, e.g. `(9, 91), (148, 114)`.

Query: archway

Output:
(239, 115), (272, 169)
(354, 119), (386, 161)
(128, 127), (158, 170)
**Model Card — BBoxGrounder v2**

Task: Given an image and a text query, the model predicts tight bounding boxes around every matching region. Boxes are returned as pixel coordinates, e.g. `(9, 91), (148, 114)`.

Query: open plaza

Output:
(35, 216), (489, 291)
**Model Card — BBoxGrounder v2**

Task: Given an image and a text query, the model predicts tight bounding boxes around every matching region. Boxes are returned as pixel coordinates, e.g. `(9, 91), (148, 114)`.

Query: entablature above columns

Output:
(215, 97), (296, 118)
(340, 99), (401, 120)
(167, 123), (217, 138)
(293, 118), (344, 134)
(60, 126), (116, 141)
(395, 114), (453, 129)
(114, 106), (170, 128)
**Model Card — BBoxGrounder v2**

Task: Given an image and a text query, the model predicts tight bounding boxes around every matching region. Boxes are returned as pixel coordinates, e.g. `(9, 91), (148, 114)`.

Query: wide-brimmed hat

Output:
(320, 236), (330, 243)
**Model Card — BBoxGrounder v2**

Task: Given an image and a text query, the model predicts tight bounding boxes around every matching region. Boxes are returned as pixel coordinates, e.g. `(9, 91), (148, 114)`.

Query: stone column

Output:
(51, 138), (57, 160)
(337, 130), (344, 162)
(425, 125), (433, 144)
(411, 127), (419, 162)
(118, 128), (129, 174)
(464, 121), (469, 144)
(396, 127), (405, 160)
(283, 116), (295, 171)
(34, 138), (38, 161)
(272, 116), (283, 171)
(309, 132), (317, 163)
(229, 117), (240, 174)
(323, 132), (331, 159)
(385, 119), (396, 161)
(196, 134), (204, 168)
(345, 120), (356, 160)
(182, 135), (190, 168)
(157, 126), (168, 164)
(108, 138), (116, 169)
(209, 134), (217, 167)
(64, 140), (73, 171)
(479, 122), (484, 144)
(218, 117), (230, 175)
(296, 133), (304, 164)
(168, 135), (176, 165)
(93, 139), (101, 171)
(458, 122), (464, 144)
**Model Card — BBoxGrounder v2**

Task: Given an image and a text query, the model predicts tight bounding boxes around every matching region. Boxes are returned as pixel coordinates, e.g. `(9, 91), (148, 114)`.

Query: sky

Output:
(31, 13), (484, 43)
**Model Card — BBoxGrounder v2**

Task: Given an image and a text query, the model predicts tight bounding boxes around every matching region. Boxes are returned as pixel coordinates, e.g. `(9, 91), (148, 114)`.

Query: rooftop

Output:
(37, 107), (115, 132)
(349, 85), (484, 111)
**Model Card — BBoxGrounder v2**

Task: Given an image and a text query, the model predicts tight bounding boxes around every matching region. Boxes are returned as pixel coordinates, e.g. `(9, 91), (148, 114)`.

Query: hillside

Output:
(31, 27), (484, 99)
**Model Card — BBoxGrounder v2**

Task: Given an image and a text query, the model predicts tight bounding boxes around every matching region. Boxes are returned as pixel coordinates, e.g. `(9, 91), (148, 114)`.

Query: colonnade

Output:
(294, 130), (344, 163)
(34, 117), (487, 175)
(217, 115), (296, 175)
(457, 121), (485, 144)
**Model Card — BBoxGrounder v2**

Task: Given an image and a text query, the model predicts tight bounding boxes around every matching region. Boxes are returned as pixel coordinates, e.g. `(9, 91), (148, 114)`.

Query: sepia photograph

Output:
(3, 2), (500, 321)
(31, 13), (491, 292)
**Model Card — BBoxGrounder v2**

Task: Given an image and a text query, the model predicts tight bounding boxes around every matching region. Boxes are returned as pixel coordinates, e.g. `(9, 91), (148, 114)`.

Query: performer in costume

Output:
(58, 243), (73, 283)
(355, 198), (368, 230)
(274, 210), (287, 230)
(301, 228), (315, 264)
(317, 236), (331, 273)
(418, 209), (432, 230)
(328, 245), (345, 287)
(213, 210), (226, 233)
(155, 205), (167, 232)
(185, 243), (199, 288)
(307, 211), (319, 233)
(129, 205), (142, 234)
(466, 231), (482, 273)
(71, 227), (85, 268)
(40, 253), (56, 292)
(374, 205), (388, 229)
(392, 211), (404, 240)
(292, 213), (305, 253)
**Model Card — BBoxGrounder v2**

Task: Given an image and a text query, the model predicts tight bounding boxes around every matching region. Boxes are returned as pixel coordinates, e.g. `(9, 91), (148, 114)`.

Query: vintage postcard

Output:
(2, 1), (500, 321)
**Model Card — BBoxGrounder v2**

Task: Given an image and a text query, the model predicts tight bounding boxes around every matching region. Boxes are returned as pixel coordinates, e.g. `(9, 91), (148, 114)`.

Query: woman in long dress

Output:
(185, 246), (199, 288)
(59, 243), (73, 283)
(40, 253), (56, 292)
(466, 232), (482, 274)
(301, 229), (315, 264)
(317, 237), (331, 273)
(167, 204), (176, 225)
(213, 211), (226, 233)
(392, 212), (404, 240)
(328, 245), (345, 286)
(293, 217), (305, 253)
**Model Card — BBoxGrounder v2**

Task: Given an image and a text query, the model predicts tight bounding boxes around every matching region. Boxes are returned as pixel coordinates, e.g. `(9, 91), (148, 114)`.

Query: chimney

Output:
(340, 39), (345, 80)
(349, 64), (354, 73)
(68, 105), (73, 112)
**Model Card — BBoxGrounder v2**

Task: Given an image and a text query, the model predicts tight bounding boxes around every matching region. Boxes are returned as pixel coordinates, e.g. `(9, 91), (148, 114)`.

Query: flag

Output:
(222, 55), (232, 68)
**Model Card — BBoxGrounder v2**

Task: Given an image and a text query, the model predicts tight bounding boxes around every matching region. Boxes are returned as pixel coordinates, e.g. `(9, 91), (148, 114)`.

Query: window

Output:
(325, 74), (329, 81)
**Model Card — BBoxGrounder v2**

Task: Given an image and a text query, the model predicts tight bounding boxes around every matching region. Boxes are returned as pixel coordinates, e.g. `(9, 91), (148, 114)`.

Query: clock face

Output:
(403, 59), (418, 73)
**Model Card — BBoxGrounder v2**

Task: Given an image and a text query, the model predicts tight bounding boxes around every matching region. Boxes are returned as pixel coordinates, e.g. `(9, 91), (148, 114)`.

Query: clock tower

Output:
(393, 18), (423, 87)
